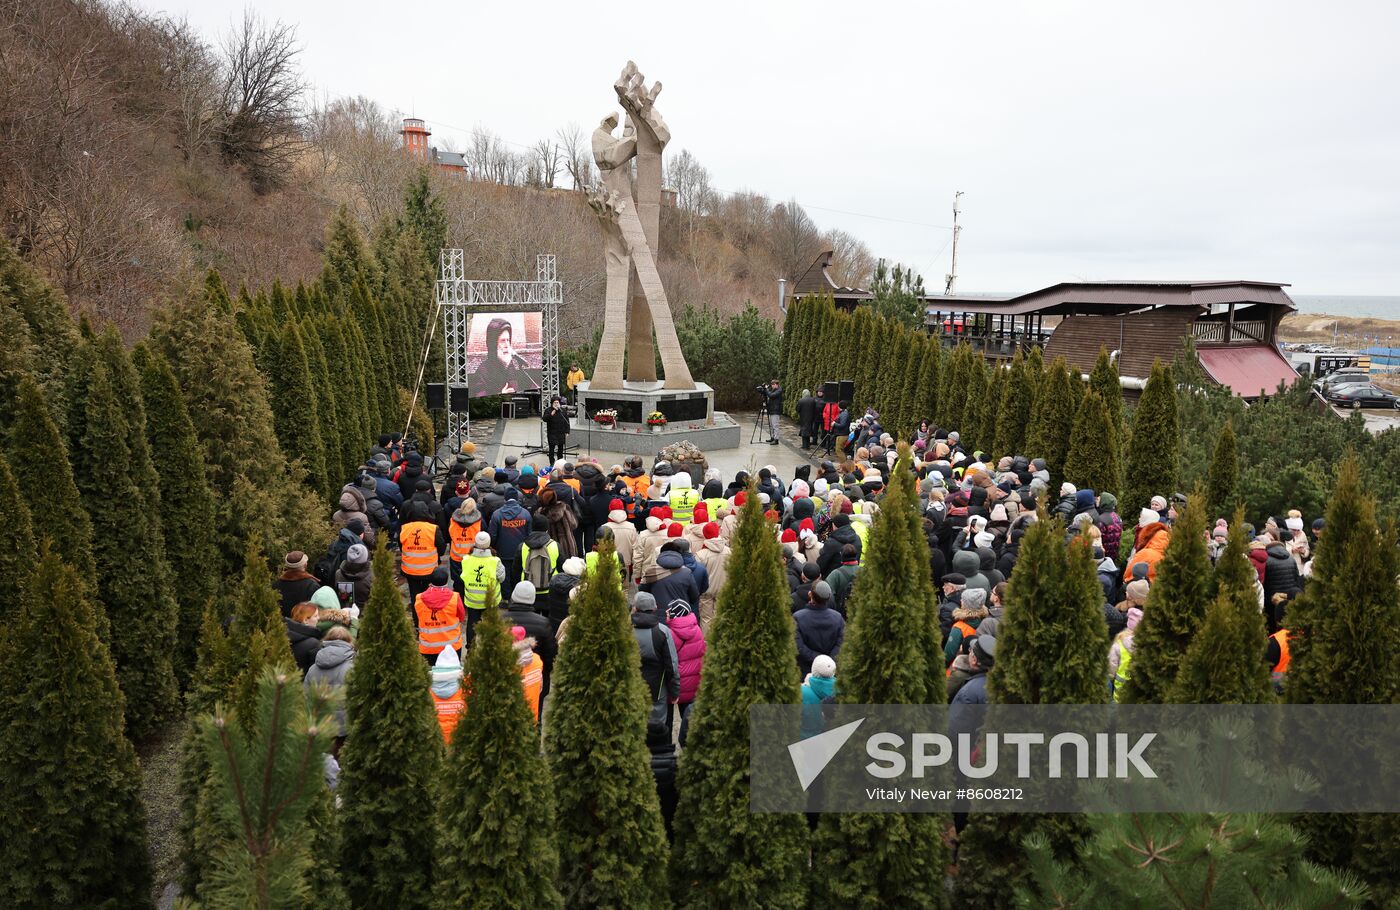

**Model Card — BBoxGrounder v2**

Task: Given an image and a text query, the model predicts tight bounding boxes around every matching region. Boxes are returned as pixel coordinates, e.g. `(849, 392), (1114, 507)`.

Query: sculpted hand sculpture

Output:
(587, 62), (693, 391)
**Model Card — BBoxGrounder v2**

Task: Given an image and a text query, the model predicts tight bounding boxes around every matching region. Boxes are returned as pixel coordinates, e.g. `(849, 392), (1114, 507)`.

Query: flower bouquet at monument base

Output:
(646, 411), (667, 427)
(592, 408), (617, 427)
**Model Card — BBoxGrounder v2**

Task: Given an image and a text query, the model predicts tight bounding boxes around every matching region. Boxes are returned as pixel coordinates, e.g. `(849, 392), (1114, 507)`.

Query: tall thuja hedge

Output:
(318, 316), (368, 478)
(544, 540), (670, 909)
(150, 275), (326, 568)
(917, 334), (942, 429)
(1089, 345), (1124, 434)
(994, 348), (1032, 457)
(1120, 494), (1211, 704)
(1123, 359), (1179, 522)
(1285, 457), (1400, 886)
(0, 453), (36, 619)
(301, 321), (347, 489)
(338, 541), (441, 910)
(0, 240), (80, 425)
(812, 446), (948, 908)
(1205, 419), (1238, 521)
(779, 296), (806, 417)
(955, 515), (1107, 908)
(67, 350), (179, 738)
(0, 550), (152, 908)
(960, 353), (989, 450)
(134, 347), (219, 683)
(437, 605), (562, 910)
(1168, 508), (1272, 704)
(1025, 355), (1075, 480)
(270, 320), (331, 500)
(671, 486), (807, 909)
(1063, 387), (1122, 497)
(8, 377), (95, 578)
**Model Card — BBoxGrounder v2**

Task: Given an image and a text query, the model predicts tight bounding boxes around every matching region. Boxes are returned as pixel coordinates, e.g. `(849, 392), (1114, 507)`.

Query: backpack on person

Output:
(525, 544), (555, 589)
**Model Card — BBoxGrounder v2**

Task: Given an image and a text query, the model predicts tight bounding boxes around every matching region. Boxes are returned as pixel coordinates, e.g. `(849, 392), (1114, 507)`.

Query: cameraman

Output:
(543, 395), (570, 463)
(760, 378), (783, 446)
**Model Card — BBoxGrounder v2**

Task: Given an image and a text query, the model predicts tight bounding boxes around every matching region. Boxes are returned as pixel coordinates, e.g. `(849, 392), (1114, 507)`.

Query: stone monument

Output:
(574, 61), (739, 454)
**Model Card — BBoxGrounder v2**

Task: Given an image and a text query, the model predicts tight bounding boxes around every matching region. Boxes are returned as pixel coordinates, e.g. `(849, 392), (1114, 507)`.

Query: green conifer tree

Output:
(544, 541), (670, 909)
(0, 453), (36, 618)
(322, 205), (383, 301)
(301, 323), (346, 491)
(961, 353), (989, 449)
(401, 169), (449, 274)
(978, 360), (1003, 457)
(1205, 420), (1238, 521)
(1118, 493), (1211, 703)
(150, 279), (327, 569)
(1122, 359), (1179, 522)
(437, 605), (562, 910)
(671, 487), (807, 909)
(1168, 509), (1273, 703)
(0, 240), (81, 424)
(994, 349), (1033, 457)
(811, 446), (949, 908)
(1285, 458), (1400, 894)
(270, 321), (331, 499)
(0, 550), (153, 908)
(1063, 388), (1122, 497)
(939, 341), (967, 430)
(338, 541), (441, 910)
(1089, 345), (1125, 434)
(1025, 356), (1076, 480)
(8, 377), (95, 573)
(954, 516), (1107, 908)
(1025, 344), (1045, 403)
(134, 347), (220, 683)
(69, 355), (180, 737)
(918, 335), (941, 428)
(194, 668), (337, 909)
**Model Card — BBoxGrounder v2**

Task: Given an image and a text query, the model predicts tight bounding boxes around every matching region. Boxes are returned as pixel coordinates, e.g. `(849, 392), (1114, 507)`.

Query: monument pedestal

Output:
(574, 380), (741, 454)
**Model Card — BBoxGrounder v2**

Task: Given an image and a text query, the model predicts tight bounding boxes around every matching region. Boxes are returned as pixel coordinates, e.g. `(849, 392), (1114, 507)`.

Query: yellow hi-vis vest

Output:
(1112, 645), (1132, 702)
(460, 553), (500, 610)
(670, 488), (699, 526)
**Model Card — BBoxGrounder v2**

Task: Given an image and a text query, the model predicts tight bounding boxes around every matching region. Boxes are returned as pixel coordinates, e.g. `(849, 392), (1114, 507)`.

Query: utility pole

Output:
(944, 190), (964, 296)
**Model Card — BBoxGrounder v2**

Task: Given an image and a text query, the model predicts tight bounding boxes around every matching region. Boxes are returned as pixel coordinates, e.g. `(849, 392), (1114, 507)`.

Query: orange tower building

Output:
(400, 118), (431, 162)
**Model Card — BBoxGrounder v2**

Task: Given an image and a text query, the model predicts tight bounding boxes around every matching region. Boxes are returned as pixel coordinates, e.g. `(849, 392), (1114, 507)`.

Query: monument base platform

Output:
(574, 380), (741, 453)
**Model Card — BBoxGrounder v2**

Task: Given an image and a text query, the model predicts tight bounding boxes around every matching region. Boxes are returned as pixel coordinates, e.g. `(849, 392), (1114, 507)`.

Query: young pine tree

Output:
(811, 446), (949, 909)
(1168, 508), (1273, 704)
(436, 604), (562, 910)
(671, 486), (807, 909)
(1122, 359), (1179, 522)
(544, 540), (670, 909)
(1120, 494), (1212, 704)
(1089, 345), (1125, 435)
(338, 541), (442, 910)
(0, 550), (153, 908)
(955, 516), (1107, 909)
(134, 346), (220, 684)
(194, 668), (337, 909)
(1063, 387), (1122, 498)
(1205, 420), (1238, 521)
(0, 452), (36, 618)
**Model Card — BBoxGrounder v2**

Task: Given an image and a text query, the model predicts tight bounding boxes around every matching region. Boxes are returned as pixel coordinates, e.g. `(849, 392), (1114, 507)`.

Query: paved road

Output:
(1328, 404), (1400, 433)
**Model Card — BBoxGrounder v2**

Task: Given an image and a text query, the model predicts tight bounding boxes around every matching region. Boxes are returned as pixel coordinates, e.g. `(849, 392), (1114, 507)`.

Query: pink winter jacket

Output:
(664, 609), (707, 705)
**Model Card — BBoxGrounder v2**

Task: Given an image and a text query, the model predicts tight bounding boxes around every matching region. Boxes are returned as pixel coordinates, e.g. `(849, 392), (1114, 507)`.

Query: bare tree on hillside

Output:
(531, 139), (561, 188)
(307, 95), (411, 224)
(217, 11), (305, 193)
(768, 198), (823, 283)
(555, 123), (592, 190)
(149, 15), (220, 161)
(824, 228), (877, 288)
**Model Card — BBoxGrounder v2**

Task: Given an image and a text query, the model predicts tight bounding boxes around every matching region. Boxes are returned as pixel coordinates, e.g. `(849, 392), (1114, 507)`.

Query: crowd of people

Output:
(280, 405), (1318, 831)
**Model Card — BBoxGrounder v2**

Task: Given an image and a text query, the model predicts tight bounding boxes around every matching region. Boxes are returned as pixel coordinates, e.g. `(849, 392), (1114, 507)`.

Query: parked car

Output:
(1315, 369), (1371, 393)
(1326, 383), (1400, 409)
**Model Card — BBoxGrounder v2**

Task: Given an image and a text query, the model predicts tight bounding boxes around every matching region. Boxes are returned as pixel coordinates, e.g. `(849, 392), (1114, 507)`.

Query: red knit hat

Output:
(799, 517), (815, 534)
(840, 499), (854, 514)
(656, 506), (672, 520)
(609, 498), (624, 512)
(703, 521), (720, 539)
(667, 522), (684, 538)
(780, 528), (798, 543)
(693, 502), (709, 523)
(734, 492), (747, 507)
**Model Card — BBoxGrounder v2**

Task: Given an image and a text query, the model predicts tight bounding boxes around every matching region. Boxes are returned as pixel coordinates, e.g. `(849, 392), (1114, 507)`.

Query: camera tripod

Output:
(751, 403), (774, 445)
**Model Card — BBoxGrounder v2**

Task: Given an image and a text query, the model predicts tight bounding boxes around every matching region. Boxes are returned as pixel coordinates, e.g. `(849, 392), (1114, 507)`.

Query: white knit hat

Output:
(1140, 508), (1160, 526)
(812, 655), (836, 678)
(562, 557), (586, 576)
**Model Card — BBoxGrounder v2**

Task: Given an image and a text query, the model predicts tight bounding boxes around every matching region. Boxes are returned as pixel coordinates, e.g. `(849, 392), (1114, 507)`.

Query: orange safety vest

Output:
(400, 520), (439, 576)
(562, 477), (581, 495)
(415, 591), (464, 654)
(1271, 629), (1291, 682)
(448, 519), (480, 563)
(621, 474), (651, 516)
(946, 620), (978, 677)
(432, 689), (465, 743)
(520, 652), (544, 722)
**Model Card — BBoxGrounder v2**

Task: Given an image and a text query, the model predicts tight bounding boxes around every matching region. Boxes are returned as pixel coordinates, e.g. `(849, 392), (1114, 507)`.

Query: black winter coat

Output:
(285, 618), (323, 676)
(502, 606), (557, 696)
(543, 404), (570, 439)
(1263, 544), (1303, 603)
(794, 601), (845, 675)
(818, 525), (863, 577)
(797, 394), (821, 432)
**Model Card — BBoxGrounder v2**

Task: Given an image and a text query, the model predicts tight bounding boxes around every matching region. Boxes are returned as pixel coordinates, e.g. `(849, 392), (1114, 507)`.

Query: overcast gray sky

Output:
(142, 0), (1399, 296)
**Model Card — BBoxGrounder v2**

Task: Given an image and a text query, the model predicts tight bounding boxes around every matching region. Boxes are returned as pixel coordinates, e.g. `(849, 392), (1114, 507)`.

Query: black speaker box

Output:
(426, 383), (446, 410)
(449, 386), (473, 412)
(838, 379), (855, 404)
(822, 381), (840, 401)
